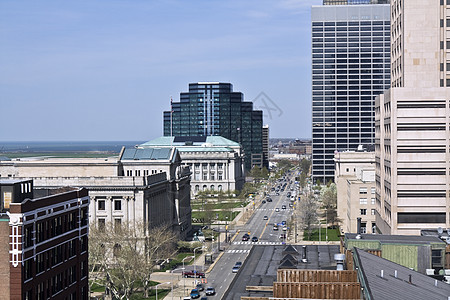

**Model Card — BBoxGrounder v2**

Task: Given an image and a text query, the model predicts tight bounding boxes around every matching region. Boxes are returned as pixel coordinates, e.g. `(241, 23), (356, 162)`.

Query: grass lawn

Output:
(191, 200), (246, 210)
(158, 252), (195, 272)
(191, 211), (239, 222)
(90, 280), (170, 300)
(303, 227), (341, 241)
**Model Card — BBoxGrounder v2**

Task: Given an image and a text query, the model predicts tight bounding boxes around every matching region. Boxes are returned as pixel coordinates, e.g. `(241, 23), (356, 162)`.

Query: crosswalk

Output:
(233, 241), (283, 245)
(226, 249), (250, 254)
(256, 208), (293, 211)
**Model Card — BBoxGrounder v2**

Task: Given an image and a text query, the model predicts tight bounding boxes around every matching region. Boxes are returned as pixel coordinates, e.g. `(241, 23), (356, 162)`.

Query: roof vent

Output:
(355, 234), (362, 239)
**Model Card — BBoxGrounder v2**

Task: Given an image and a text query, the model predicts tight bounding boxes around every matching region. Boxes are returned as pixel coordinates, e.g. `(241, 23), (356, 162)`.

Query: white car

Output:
(275, 208), (280, 212)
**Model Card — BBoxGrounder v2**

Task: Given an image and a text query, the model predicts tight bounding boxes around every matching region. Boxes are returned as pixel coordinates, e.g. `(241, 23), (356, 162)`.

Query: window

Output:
(360, 209), (367, 215)
(371, 198), (375, 205)
(98, 200), (105, 210)
(371, 187), (376, 194)
(114, 219), (122, 233)
(135, 170), (140, 176)
(372, 224), (376, 234)
(218, 172), (223, 180)
(98, 219), (106, 231)
(114, 199), (122, 210)
(195, 185), (199, 192)
(371, 209), (376, 215)
(203, 173), (208, 180)
(210, 172), (215, 180)
(359, 198), (367, 205)
(360, 222), (367, 234)
(218, 185), (222, 191)
(359, 187), (367, 194)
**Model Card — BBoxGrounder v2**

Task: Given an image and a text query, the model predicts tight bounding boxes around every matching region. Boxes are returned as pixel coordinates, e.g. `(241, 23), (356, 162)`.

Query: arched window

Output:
(195, 185), (199, 192)
(218, 185), (222, 191)
(210, 185), (214, 191)
(203, 185), (207, 191)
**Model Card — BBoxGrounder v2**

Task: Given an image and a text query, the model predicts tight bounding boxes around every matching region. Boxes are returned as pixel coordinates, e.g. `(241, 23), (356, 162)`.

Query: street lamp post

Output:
(193, 246), (204, 283)
(225, 216), (228, 243)
(182, 256), (195, 294)
(155, 282), (170, 300)
(216, 213), (220, 251)
(170, 267), (185, 299)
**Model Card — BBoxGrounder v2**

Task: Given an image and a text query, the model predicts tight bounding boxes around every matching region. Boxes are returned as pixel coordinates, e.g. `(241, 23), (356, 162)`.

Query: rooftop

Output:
(354, 248), (450, 300)
(345, 233), (445, 245)
(223, 244), (340, 299)
(120, 147), (175, 161)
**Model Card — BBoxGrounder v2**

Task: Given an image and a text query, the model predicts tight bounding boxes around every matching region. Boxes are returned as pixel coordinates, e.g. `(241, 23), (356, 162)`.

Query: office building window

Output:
(359, 187), (367, 194)
(360, 209), (367, 215)
(360, 198), (367, 205)
(371, 198), (376, 205)
(371, 209), (376, 215)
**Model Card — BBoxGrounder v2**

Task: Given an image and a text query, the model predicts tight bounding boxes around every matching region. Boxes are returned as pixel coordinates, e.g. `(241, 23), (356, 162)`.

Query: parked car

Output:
(196, 283), (204, 291)
(251, 236), (258, 242)
(190, 288), (200, 299)
(232, 265), (240, 273)
(205, 287), (216, 295)
(183, 270), (205, 278)
(235, 261), (242, 267)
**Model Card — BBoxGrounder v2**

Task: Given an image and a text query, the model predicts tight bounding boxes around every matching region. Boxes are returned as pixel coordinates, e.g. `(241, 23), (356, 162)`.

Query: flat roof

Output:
(141, 136), (240, 148)
(345, 233), (445, 245)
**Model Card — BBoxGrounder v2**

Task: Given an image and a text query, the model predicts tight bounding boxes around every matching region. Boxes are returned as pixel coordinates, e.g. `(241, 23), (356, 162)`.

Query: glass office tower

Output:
(311, 3), (390, 184)
(163, 82), (263, 170)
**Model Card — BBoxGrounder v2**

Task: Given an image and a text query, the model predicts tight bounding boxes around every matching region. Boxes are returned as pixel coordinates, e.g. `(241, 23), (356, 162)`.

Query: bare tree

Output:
(299, 195), (318, 240)
(89, 221), (177, 299)
(320, 183), (341, 228)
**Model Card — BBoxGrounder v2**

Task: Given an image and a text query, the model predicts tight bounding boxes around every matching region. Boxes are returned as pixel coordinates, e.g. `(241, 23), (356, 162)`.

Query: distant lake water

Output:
(0, 141), (145, 153)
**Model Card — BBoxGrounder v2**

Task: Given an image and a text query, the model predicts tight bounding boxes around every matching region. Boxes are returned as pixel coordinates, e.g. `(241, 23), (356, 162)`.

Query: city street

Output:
(204, 177), (297, 299)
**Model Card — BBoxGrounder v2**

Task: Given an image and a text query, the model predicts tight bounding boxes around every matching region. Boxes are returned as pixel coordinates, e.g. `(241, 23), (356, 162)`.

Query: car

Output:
(251, 236), (258, 242)
(235, 261), (242, 267)
(183, 270), (205, 278)
(289, 203), (293, 207)
(280, 233), (286, 239)
(196, 283), (204, 291)
(232, 265), (240, 273)
(282, 226), (287, 231)
(275, 208), (280, 212)
(281, 205), (286, 210)
(273, 225), (278, 231)
(190, 288), (200, 299)
(263, 215), (268, 220)
(267, 198), (272, 202)
(242, 234), (250, 241)
(205, 287), (216, 296)
(200, 297), (208, 300)
(276, 192), (280, 196)
(281, 220), (286, 225)
(262, 200), (266, 204)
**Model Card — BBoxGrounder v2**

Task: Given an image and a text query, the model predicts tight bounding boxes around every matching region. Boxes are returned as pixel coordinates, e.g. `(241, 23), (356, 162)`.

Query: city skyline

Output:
(0, 0), (322, 141)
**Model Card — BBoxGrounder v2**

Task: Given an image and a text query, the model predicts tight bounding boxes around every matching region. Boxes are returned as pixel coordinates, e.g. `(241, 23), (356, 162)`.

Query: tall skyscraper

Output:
(163, 82), (263, 170)
(262, 125), (269, 169)
(311, 2), (391, 184)
(375, 1), (450, 235)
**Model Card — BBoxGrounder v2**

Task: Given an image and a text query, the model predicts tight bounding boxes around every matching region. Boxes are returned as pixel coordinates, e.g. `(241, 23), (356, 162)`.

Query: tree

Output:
(89, 221), (176, 299)
(299, 195), (318, 240)
(320, 183), (341, 229)
(300, 158), (311, 175)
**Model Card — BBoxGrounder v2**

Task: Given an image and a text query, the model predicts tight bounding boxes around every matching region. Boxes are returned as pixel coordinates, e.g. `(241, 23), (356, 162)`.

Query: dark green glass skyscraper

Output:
(163, 82), (263, 170)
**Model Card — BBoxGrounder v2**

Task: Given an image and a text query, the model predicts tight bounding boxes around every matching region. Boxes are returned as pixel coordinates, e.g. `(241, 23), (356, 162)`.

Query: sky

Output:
(0, 0), (322, 141)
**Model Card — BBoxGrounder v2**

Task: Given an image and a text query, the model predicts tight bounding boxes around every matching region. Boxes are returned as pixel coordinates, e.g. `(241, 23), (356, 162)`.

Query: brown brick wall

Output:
(0, 221), (10, 300)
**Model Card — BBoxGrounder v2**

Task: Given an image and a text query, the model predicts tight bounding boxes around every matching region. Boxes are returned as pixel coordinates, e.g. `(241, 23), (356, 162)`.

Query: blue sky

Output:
(0, 0), (322, 141)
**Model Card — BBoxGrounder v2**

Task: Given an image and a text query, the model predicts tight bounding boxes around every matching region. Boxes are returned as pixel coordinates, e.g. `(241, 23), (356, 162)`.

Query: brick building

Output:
(0, 179), (89, 300)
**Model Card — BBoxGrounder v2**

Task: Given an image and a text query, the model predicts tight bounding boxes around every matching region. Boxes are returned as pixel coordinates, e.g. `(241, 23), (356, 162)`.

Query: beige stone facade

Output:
(375, 1), (450, 235)
(0, 148), (192, 239)
(335, 151), (376, 234)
